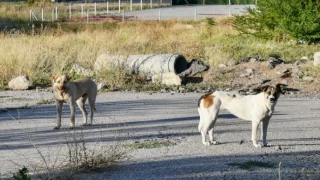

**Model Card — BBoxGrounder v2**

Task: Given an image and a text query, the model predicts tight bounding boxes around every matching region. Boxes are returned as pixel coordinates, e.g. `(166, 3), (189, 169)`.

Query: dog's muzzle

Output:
(269, 97), (276, 103)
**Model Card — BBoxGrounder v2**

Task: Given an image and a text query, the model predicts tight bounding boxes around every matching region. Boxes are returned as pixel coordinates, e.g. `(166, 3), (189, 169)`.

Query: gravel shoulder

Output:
(0, 90), (319, 179)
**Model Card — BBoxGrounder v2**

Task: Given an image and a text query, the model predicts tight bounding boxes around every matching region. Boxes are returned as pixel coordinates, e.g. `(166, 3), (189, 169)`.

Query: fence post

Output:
(130, 0), (132, 11)
(119, 0), (121, 13)
(69, 3), (71, 19)
(158, 9), (161, 21)
(41, 8), (44, 21)
(55, 7), (58, 19)
(141, 0), (143, 10)
(87, 9), (89, 23)
(194, 8), (197, 21)
(94, 2), (97, 16)
(107, 1), (109, 14)
(122, 9), (124, 21)
(150, 0), (152, 8)
(30, 9), (38, 22)
(81, 4), (84, 17)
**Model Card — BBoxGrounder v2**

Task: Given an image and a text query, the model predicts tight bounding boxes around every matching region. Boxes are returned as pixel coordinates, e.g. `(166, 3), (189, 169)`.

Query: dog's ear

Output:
(51, 75), (57, 83)
(260, 85), (269, 92)
(66, 75), (72, 81)
(276, 83), (287, 94)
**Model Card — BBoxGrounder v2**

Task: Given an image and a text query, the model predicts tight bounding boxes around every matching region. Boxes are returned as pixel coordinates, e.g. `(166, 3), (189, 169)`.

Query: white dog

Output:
(198, 84), (285, 147)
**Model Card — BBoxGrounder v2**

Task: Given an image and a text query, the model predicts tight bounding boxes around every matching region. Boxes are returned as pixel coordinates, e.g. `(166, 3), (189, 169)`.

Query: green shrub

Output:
(233, 0), (320, 43)
(12, 167), (31, 180)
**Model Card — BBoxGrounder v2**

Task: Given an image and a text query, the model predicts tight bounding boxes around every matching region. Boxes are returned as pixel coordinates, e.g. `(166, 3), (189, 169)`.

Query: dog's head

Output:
(261, 84), (286, 104)
(52, 75), (72, 93)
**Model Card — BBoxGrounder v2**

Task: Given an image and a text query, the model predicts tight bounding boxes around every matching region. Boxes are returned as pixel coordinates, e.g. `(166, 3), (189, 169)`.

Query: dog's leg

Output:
(261, 118), (271, 147)
(88, 97), (96, 126)
(77, 97), (88, 126)
(54, 100), (63, 129)
(208, 128), (218, 145)
(69, 102), (76, 129)
(251, 121), (261, 147)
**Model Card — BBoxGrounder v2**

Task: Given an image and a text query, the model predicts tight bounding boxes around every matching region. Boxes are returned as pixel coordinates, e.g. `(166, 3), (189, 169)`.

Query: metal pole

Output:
(41, 8), (44, 21)
(55, 7), (58, 19)
(94, 2), (97, 16)
(150, 0), (152, 8)
(158, 9), (161, 21)
(81, 4), (84, 17)
(141, 0), (143, 10)
(194, 8), (197, 21)
(107, 1), (109, 14)
(119, 0), (121, 13)
(87, 9), (89, 23)
(130, 0), (132, 11)
(122, 9), (124, 21)
(52, 9), (54, 23)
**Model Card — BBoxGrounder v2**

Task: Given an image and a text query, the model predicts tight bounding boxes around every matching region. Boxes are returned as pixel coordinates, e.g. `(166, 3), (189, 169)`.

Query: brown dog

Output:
(52, 75), (97, 129)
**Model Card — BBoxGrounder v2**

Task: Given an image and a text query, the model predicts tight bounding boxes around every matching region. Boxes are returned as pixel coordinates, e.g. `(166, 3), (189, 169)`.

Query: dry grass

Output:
(1, 13), (320, 89)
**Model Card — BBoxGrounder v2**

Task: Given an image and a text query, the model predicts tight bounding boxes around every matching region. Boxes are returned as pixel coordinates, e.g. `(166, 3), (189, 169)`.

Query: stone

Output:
(8, 76), (31, 90)
(313, 52), (320, 66)
(152, 72), (183, 86)
(70, 64), (94, 76)
(302, 76), (314, 82)
(246, 68), (254, 74)
(178, 59), (209, 77)
(218, 64), (227, 68)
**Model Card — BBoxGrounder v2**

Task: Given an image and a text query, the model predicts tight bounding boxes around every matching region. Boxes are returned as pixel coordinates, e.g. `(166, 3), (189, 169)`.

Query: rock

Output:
(152, 73), (183, 86)
(8, 76), (31, 90)
(302, 76), (314, 82)
(313, 52), (320, 66)
(246, 68), (254, 74)
(268, 56), (284, 69)
(178, 59), (209, 77)
(70, 64), (94, 76)
(218, 64), (227, 68)
(97, 83), (104, 91)
(240, 73), (250, 78)
(227, 59), (237, 66)
(281, 80), (288, 84)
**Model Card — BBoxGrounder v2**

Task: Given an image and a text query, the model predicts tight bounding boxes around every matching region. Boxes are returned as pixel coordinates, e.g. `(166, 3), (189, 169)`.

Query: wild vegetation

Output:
(0, 1), (320, 91)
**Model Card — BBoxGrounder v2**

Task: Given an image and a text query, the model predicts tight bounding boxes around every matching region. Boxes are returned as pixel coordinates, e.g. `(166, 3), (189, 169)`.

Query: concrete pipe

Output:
(95, 54), (188, 75)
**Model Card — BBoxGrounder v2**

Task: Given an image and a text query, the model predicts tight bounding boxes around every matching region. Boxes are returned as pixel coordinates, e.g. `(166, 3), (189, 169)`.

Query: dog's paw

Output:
(253, 144), (262, 148)
(202, 142), (211, 146)
(211, 141), (219, 145)
(263, 143), (272, 147)
(69, 126), (75, 129)
(53, 126), (60, 130)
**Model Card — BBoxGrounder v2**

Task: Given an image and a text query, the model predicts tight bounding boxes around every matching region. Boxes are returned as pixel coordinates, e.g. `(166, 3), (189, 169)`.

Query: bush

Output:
(233, 0), (320, 43)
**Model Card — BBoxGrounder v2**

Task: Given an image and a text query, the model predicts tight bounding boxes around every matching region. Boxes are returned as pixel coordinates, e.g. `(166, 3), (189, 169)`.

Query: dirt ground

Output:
(202, 60), (320, 99)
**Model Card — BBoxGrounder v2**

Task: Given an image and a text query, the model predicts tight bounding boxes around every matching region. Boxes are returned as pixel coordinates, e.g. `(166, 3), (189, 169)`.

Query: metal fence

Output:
(29, 2), (253, 23)
(29, 1), (172, 22)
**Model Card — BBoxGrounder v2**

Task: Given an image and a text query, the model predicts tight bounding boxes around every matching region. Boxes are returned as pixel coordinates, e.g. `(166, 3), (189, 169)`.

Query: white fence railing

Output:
(29, 1), (172, 23)
(29, 4), (253, 23)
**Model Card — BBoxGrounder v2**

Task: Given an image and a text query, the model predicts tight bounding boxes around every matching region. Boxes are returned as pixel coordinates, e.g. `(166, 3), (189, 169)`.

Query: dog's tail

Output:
(198, 107), (203, 132)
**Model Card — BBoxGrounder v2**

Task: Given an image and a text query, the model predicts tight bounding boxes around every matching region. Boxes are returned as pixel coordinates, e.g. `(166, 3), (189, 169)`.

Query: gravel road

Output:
(0, 90), (319, 179)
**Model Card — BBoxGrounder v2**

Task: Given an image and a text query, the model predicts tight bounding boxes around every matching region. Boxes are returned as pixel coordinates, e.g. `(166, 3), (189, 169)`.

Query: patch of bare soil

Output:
(202, 60), (320, 98)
